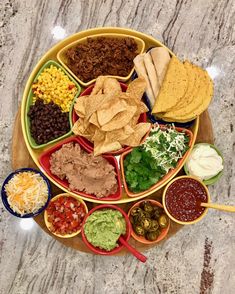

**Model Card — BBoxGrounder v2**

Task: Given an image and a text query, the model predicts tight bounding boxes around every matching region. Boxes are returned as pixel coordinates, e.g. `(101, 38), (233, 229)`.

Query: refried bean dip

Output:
(49, 143), (118, 198)
(65, 37), (138, 82)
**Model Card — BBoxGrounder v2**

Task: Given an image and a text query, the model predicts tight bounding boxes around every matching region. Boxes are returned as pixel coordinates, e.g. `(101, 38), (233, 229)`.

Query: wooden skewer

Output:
(200, 202), (235, 212)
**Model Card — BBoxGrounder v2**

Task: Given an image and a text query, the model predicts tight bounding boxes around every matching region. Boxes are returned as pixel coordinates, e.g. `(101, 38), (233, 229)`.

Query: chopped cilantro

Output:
(124, 124), (189, 192)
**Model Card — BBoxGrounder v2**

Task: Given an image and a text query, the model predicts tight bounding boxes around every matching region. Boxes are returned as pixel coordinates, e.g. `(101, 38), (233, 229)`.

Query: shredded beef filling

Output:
(65, 37), (138, 82)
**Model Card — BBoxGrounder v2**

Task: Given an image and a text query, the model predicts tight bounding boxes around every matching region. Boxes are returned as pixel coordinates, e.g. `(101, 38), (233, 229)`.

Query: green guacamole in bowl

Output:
(84, 209), (126, 251)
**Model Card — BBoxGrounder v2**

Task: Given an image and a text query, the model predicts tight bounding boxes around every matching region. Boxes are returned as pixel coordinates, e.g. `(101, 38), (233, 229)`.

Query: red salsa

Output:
(165, 178), (208, 222)
(46, 196), (86, 235)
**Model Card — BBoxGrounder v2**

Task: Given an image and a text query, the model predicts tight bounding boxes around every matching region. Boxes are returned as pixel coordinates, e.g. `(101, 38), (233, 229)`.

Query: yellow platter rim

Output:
(21, 27), (199, 204)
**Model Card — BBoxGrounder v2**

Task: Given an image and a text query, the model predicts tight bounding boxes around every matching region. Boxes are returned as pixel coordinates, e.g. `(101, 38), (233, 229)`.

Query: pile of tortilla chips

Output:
(152, 56), (213, 123)
(72, 76), (151, 155)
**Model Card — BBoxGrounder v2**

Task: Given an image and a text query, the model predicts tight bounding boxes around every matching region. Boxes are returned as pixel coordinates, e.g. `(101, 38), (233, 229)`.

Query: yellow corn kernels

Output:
(32, 65), (77, 112)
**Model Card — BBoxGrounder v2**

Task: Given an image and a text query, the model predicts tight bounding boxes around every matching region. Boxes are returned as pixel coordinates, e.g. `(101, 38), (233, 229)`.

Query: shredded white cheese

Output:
(142, 123), (188, 173)
(5, 171), (48, 216)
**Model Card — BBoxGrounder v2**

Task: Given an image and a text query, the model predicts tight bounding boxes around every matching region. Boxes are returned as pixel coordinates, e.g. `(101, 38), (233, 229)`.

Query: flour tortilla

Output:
(133, 54), (155, 107)
(143, 52), (160, 98)
(150, 47), (171, 86)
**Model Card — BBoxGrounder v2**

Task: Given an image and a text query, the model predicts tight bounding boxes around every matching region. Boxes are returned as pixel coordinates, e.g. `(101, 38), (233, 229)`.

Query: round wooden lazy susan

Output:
(14, 27), (214, 253)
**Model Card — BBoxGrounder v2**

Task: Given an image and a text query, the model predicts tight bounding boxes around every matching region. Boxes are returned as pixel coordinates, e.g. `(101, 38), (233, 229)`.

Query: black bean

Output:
(28, 98), (70, 144)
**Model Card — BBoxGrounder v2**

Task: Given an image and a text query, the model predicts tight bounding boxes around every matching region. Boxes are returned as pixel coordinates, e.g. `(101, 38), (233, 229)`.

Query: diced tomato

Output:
(68, 84), (75, 90)
(46, 196), (86, 235)
(64, 201), (71, 208)
(65, 211), (73, 219)
(71, 220), (79, 228)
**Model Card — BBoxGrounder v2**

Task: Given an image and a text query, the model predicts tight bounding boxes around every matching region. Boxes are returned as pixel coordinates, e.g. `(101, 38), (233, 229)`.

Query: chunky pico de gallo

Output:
(46, 196), (86, 235)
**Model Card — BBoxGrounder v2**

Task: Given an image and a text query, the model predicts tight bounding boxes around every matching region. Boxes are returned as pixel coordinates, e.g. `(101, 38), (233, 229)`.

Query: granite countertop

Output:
(0, 0), (234, 293)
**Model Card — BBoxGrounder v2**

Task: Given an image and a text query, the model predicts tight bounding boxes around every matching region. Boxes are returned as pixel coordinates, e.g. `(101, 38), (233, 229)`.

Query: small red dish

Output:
(81, 204), (131, 255)
(72, 82), (147, 155)
(39, 137), (122, 201)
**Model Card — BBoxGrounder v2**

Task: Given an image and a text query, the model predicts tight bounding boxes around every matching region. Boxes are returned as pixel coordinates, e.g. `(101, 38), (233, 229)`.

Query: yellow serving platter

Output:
(21, 27), (199, 204)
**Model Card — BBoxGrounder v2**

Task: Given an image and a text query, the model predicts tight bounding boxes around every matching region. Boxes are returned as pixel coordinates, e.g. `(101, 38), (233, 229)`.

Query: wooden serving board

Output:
(12, 109), (214, 254)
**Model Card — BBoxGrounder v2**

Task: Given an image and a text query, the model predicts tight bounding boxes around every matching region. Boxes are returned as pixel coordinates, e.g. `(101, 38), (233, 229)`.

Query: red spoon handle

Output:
(119, 236), (147, 263)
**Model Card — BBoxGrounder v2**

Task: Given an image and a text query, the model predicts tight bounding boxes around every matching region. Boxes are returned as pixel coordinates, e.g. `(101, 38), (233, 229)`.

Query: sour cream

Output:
(186, 144), (223, 180)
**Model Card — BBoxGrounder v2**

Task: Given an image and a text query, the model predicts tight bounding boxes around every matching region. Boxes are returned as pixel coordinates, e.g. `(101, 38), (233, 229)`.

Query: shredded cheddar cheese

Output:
(5, 171), (48, 216)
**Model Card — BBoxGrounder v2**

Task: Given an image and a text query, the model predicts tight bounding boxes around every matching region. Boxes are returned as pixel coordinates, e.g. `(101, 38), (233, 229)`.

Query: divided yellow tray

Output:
(21, 27), (199, 204)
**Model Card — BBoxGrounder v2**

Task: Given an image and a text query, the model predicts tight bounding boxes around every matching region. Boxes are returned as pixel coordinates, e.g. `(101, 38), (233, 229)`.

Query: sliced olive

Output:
(159, 214), (169, 228)
(134, 225), (145, 236)
(148, 219), (159, 232)
(141, 218), (152, 230)
(145, 230), (160, 241)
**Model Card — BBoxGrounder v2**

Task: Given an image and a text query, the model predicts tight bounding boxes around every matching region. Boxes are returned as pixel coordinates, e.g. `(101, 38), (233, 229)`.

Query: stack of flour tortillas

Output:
(134, 47), (213, 123)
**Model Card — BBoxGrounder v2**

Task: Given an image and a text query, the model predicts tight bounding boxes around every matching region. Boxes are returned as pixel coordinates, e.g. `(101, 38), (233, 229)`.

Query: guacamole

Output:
(84, 209), (126, 251)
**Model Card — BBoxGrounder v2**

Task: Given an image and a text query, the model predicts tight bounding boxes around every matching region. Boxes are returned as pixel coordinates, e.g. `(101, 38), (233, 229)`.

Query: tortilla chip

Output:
(101, 106), (137, 131)
(89, 112), (100, 127)
(94, 139), (122, 156)
(138, 101), (149, 113)
(97, 99), (127, 126)
(72, 76), (150, 154)
(85, 93), (113, 118)
(92, 129), (105, 142)
(72, 119), (95, 140)
(106, 125), (134, 142)
(126, 77), (146, 100)
(120, 123), (151, 146)
(86, 124), (97, 138)
(120, 87), (149, 113)
(74, 95), (89, 118)
(103, 77), (122, 95)
(91, 76), (106, 95)
(152, 56), (188, 113)
(72, 118), (88, 134)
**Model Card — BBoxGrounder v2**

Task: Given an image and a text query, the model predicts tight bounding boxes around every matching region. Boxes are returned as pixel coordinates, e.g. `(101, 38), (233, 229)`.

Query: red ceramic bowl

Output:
(120, 125), (194, 197)
(81, 204), (131, 255)
(72, 82), (147, 155)
(39, 137), (122, 201)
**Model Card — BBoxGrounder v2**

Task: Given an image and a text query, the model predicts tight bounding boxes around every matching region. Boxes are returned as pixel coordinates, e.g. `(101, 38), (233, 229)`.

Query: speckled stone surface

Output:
(0, 1), (235, 293)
